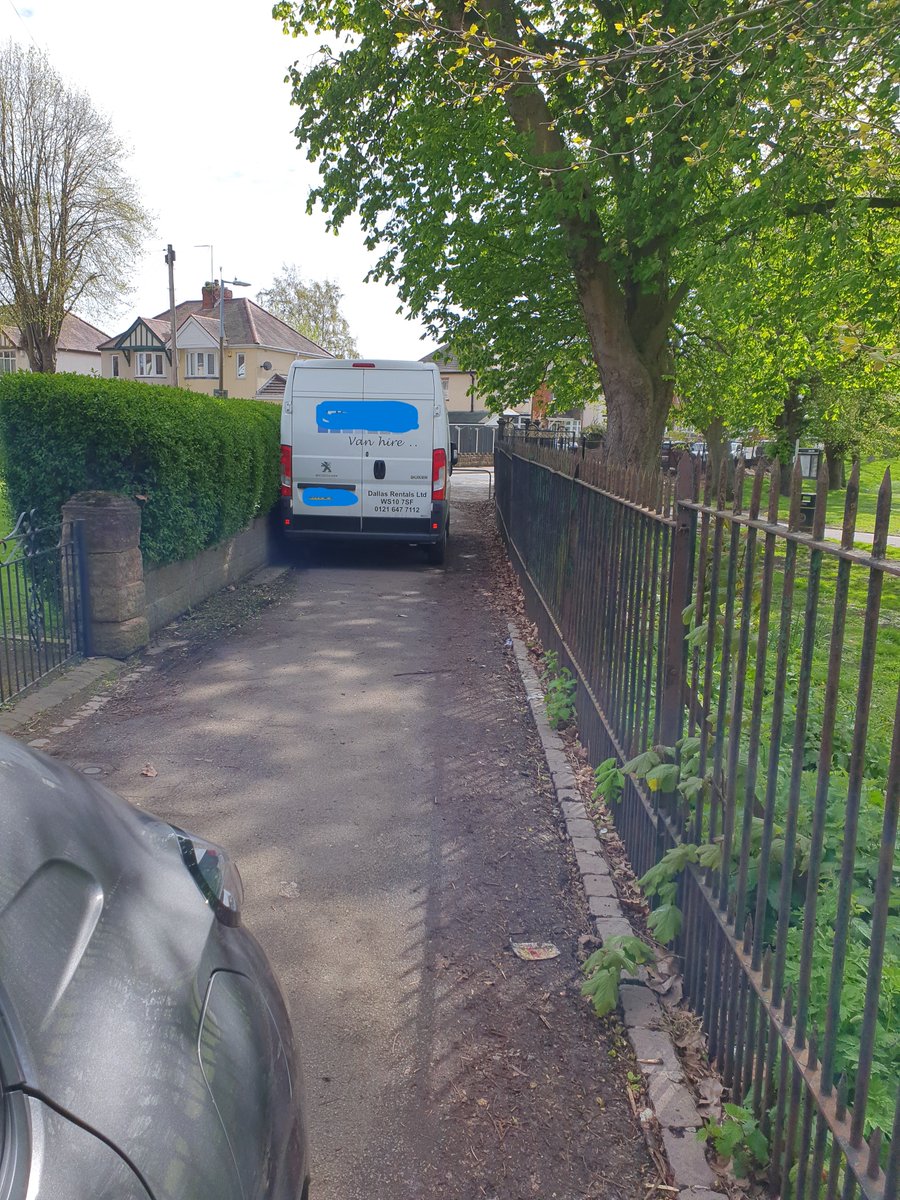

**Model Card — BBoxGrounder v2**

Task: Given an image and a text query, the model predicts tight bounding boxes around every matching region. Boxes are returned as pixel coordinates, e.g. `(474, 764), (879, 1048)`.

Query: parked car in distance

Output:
(0, 736), (309, 1200)
(688, 439), (749, 466)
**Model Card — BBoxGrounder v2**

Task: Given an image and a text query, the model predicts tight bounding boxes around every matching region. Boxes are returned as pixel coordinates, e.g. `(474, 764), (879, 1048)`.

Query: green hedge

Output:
(0, 373), (281, 565)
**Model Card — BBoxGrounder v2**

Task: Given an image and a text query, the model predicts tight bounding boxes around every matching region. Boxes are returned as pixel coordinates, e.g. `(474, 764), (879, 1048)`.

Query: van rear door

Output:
(290, 368), (363, 531)
(359, 369), (435, 532)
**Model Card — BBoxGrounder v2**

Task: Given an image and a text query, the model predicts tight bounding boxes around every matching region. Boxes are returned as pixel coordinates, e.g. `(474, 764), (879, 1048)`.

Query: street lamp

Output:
(216, 272), (250, 397)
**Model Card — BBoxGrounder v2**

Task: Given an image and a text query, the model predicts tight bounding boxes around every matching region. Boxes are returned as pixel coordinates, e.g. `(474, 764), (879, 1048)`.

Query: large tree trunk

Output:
(773, 378), (806, 495)
(482, 30), (676, 471)
(21, 322), (57, 372)
(575, 269), (672, 471)
(824, 443), (846, 490)
(704, 414), (729, 487)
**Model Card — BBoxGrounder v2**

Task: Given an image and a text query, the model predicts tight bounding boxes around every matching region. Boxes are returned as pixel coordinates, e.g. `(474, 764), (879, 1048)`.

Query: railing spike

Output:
(872, 466), (892, 559)
(733, 459), (746, 515)
(788, 458), (803, 531)
(841, 459), (861, 549)
(763, 947), (773, 989)
(717, 456), (728, 508)
(749, 463), (764, 520)
(812, 457), (830, 540)
(807, 1026), (818, 1070)
(866, 1128), (882, 1179)
(703, 462), (713, 506)
(836, 1073), (848, 1121)
(767, 459), (782, 522)
(743, 915), (753, 953)
(783, 983), (793, 1025)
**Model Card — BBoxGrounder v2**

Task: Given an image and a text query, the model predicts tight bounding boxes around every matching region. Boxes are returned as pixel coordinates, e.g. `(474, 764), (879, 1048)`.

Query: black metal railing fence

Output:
(0, 511), (90, 704)
(495, 430), (898, 1200)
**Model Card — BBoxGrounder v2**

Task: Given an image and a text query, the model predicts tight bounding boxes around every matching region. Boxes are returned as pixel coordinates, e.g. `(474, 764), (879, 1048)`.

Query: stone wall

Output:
(144, 515), (273, 634)
(62, 493), (149, 658)
(63, 492), (276, 658)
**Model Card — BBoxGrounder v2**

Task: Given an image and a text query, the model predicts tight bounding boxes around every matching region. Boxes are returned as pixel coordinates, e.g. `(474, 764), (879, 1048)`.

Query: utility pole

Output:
(164, 244), (178, 387)
(216, 270), (251, 398)
(218, 270), (225, 397)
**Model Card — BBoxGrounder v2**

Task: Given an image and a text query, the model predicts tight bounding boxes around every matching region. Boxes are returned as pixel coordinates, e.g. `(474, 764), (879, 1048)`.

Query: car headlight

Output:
(171, 827), (243, 926)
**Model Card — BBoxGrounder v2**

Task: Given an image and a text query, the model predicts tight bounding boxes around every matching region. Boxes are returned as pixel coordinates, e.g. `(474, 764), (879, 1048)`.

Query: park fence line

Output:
(494, 429), (898, 1200)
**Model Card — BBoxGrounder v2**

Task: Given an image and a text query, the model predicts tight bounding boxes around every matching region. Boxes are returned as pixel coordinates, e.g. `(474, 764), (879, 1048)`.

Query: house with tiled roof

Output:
(419, 344), (484, 413)
(420, 344), (532, 418)
(0, 313), (108, 375)
(98, 283), (332, 400)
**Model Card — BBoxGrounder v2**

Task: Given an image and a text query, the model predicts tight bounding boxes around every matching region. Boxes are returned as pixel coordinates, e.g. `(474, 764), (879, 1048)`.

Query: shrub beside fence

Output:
(0, 374), (280, 566)
(495, 430), (898, 1200)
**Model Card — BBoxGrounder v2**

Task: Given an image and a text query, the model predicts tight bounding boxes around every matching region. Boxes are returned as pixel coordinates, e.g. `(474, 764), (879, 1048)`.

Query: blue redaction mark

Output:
(316, 400), (419, 434)
(302, 488), (359, 507)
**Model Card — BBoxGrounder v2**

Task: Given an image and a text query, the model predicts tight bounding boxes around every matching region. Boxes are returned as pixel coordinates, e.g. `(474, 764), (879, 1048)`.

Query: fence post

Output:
(60, 492), (149, 659)
(659, 454), (696, 748)
(71, 518), (94, 658)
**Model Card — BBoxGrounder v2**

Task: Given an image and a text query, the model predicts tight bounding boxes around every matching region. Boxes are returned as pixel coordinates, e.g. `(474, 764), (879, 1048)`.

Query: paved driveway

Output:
(30, 484), (651, 1199)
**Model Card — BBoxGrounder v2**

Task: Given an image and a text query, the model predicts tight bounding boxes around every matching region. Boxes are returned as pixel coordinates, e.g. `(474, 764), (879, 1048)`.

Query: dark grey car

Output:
(0, 735), (309, 1199)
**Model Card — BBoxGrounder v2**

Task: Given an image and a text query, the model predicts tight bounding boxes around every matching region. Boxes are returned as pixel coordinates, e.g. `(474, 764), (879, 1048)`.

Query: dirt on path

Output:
(19, 491), (653, 1200)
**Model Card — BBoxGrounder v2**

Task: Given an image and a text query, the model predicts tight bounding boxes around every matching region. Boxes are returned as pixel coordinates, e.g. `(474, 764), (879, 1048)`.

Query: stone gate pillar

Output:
(61, 492), (149, 659)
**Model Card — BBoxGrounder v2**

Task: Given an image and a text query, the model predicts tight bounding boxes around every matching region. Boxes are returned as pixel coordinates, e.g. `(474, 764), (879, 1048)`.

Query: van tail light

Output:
(280, 444), (292, 497)
(432, 448), (447, 501)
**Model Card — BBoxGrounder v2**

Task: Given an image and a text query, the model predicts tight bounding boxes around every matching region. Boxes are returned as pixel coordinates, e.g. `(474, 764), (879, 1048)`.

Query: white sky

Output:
(0, 0), (435, 359)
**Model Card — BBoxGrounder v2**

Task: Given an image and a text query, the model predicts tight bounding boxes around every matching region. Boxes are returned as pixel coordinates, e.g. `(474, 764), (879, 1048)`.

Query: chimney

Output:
(200, 283), (234, 310)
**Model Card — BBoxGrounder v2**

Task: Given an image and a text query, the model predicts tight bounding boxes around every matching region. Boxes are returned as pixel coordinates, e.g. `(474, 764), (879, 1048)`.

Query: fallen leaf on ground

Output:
(697, 1077), (724, 1114)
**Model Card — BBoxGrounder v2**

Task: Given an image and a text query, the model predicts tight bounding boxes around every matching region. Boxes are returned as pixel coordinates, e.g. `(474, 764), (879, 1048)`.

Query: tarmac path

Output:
(29, 481), (652, 1199)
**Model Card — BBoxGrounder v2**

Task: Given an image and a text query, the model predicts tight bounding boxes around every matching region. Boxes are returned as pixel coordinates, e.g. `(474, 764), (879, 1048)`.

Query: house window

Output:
(186, 351), (218, 378)
(0, 350), (15, 375)
(236, 352), (245, 379)
(441, 376), (449, 402)
(111, 354), (119, 378)
(136, 351), (164, 377)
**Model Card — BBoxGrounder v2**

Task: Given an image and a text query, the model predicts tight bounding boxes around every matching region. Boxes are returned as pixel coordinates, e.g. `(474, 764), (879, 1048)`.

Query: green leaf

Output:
(723, 1103), (753, 1121)
(697, 841), (723, 870)
(646, 763), (681, 793)
(676, 736), (702, 757)
(621, 749), (661, 778)
(580, 967), (619, 1016)
(647, 902), (683, 944)
(686, 622), (709, 648)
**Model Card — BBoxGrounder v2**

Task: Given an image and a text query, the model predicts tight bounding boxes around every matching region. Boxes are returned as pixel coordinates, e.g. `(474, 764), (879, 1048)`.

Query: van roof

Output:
(291, 359), (436, 372)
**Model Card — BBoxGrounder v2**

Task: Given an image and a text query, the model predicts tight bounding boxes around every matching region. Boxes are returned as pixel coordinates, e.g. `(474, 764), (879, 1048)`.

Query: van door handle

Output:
(374, 460), (386, 479)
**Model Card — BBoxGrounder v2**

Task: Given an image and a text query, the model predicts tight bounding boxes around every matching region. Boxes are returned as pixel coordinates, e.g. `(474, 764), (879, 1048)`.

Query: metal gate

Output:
(0, 511), (91, 704)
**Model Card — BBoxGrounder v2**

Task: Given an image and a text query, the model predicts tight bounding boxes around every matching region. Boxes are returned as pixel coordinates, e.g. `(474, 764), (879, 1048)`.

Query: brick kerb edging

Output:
(507, 623), (723, 1199)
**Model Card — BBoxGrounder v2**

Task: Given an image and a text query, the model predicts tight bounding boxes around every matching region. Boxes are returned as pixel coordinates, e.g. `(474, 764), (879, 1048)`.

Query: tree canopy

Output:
(275, 0), (899, 466)
(0, 41), (150, 373)
(257, 264), (359, 357)
(675, 209), (900, 478)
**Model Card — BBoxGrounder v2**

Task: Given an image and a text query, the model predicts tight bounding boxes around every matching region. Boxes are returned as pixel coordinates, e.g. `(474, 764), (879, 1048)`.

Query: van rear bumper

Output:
(281, 499), (448, 543)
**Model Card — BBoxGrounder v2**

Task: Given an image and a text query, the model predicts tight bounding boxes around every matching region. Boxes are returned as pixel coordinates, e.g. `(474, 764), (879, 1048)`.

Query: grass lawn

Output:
(689, 533), (899, 1133)
(0, 479), (11, 536)
(741, 457), (899, 537)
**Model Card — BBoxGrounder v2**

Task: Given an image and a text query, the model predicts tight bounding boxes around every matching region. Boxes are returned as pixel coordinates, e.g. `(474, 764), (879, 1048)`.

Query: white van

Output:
(279, 359), (456, 563)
